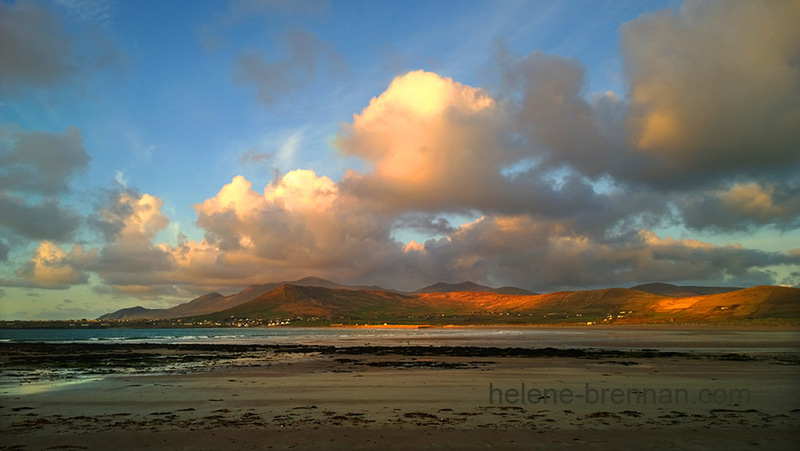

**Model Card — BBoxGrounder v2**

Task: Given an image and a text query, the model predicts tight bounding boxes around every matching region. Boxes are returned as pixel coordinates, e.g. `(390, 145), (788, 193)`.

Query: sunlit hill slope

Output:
(99, 278), (800, 324)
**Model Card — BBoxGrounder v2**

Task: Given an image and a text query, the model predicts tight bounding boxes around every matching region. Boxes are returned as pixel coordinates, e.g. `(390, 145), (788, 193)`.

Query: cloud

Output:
(334, 70), (668, 236)
(72, 172), (400, 295)
(93, 189), (170, 243)
(239, 149), (274, 165)
(677, 182), (800, 232)
(91, 188), (171, 250)
(10, 241), (92, 289)
(411, 216), (800, 290)
(337, 70), (511, 212)
(200, 0), (327, 52)
(0, 125), (88, 242)
(0, 125), (90, 195)
(80, 188), (176, 295)
(223, 0), (327, 24)
(621, 0), (800, 186)
(194, 171), (400, 278)
(234, 30), (347, 106)
(489, 0), (800, 190)
(0, 195), (82, 241)
(0, 0), (123, 95)
(5, 0), (798, 302)
(0, 0), (75, 91)
(495, 48), (625, 180)
(59, 41), (800, 296)
(0, 240), (9, 262)
(238, 129), (304, 172)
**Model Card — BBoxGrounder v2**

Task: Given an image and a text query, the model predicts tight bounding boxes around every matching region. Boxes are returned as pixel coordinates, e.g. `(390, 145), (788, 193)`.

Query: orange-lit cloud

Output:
(14, 241), (91, 288)
(337, 70), (510, 211)
(189, 170), (402, 287)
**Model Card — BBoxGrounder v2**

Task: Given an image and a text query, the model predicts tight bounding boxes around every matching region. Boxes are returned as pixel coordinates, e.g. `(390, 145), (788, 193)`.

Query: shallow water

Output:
(1, 326), (798, 354)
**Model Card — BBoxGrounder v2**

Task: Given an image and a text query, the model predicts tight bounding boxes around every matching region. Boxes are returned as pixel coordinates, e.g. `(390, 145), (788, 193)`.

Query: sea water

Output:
(1, 326), (798, 354)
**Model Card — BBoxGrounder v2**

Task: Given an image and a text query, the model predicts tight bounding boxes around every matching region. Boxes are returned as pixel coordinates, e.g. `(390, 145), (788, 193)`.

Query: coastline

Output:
(2, 341), (800, 449)
(327, 323), (800, 330)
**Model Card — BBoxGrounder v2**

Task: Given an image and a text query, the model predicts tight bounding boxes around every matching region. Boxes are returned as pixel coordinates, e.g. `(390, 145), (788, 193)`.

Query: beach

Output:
(2, 330), (800, 449)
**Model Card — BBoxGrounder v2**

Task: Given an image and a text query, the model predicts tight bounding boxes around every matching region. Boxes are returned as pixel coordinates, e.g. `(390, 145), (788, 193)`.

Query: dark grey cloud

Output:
(490, 0), (800, 192)
(0, 195), (82, 242)
(620, 0), (800, 187)
(0, 125), (88, 243)
(0, 0), (123, 95)
(0, 0), (75, 91)
(82, 188), (176, 294)
(677, 180), (800, 232)
(409, 219), (800, 292)
(88, 186), (139, 242)
(0, 240), (9, 262)
(498, 49), (624, 180)
(394, 214), (459, 236)
(89, 245), (174, 281)
(0, 125), (90, 195)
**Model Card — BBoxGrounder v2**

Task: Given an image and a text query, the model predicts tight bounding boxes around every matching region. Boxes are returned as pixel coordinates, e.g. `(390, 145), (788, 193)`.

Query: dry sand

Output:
(2, 341), (800, 450)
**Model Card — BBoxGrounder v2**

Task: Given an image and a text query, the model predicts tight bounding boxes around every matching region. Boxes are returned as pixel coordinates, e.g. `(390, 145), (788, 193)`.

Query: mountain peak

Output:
(632, 283), (741, 298)
(413, 281), (493, 294)
(290, 276), (342, 288)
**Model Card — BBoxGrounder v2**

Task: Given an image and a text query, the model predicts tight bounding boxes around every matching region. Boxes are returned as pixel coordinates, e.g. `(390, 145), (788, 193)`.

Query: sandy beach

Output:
(2, 337), (800, 450)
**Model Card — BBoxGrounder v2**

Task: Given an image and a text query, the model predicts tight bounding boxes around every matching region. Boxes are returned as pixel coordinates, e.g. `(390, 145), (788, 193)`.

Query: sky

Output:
(1, 0), (799, 320)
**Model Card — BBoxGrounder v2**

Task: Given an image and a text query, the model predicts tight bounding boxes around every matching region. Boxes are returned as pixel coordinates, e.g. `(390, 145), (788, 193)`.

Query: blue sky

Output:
(1, 0), (798, 319)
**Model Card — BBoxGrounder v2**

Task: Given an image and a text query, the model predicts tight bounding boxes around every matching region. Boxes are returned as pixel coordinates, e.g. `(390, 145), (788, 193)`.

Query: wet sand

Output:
(2, 341), (800, 449)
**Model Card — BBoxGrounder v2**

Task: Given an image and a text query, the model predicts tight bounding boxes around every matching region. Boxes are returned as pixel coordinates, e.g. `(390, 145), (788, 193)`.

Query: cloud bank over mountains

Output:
(1, 0), (799, 308)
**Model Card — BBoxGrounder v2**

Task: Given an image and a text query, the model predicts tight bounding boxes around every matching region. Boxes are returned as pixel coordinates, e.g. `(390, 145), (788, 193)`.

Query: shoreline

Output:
(3, 320), (800, 331)
(328, 323), (800, 330)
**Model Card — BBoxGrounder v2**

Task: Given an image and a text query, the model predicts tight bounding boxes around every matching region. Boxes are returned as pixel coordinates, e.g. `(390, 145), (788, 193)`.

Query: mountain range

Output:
(98, 278), (800, 324)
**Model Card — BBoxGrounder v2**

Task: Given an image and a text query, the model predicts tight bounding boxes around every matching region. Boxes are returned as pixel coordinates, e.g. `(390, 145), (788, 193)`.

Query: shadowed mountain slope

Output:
(200, 285), (417, 320)
(98, 277), (350, 320)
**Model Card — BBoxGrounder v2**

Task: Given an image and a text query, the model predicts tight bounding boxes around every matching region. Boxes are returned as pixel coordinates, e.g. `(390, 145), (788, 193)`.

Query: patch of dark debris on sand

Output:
(1, 342), (785, 375)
